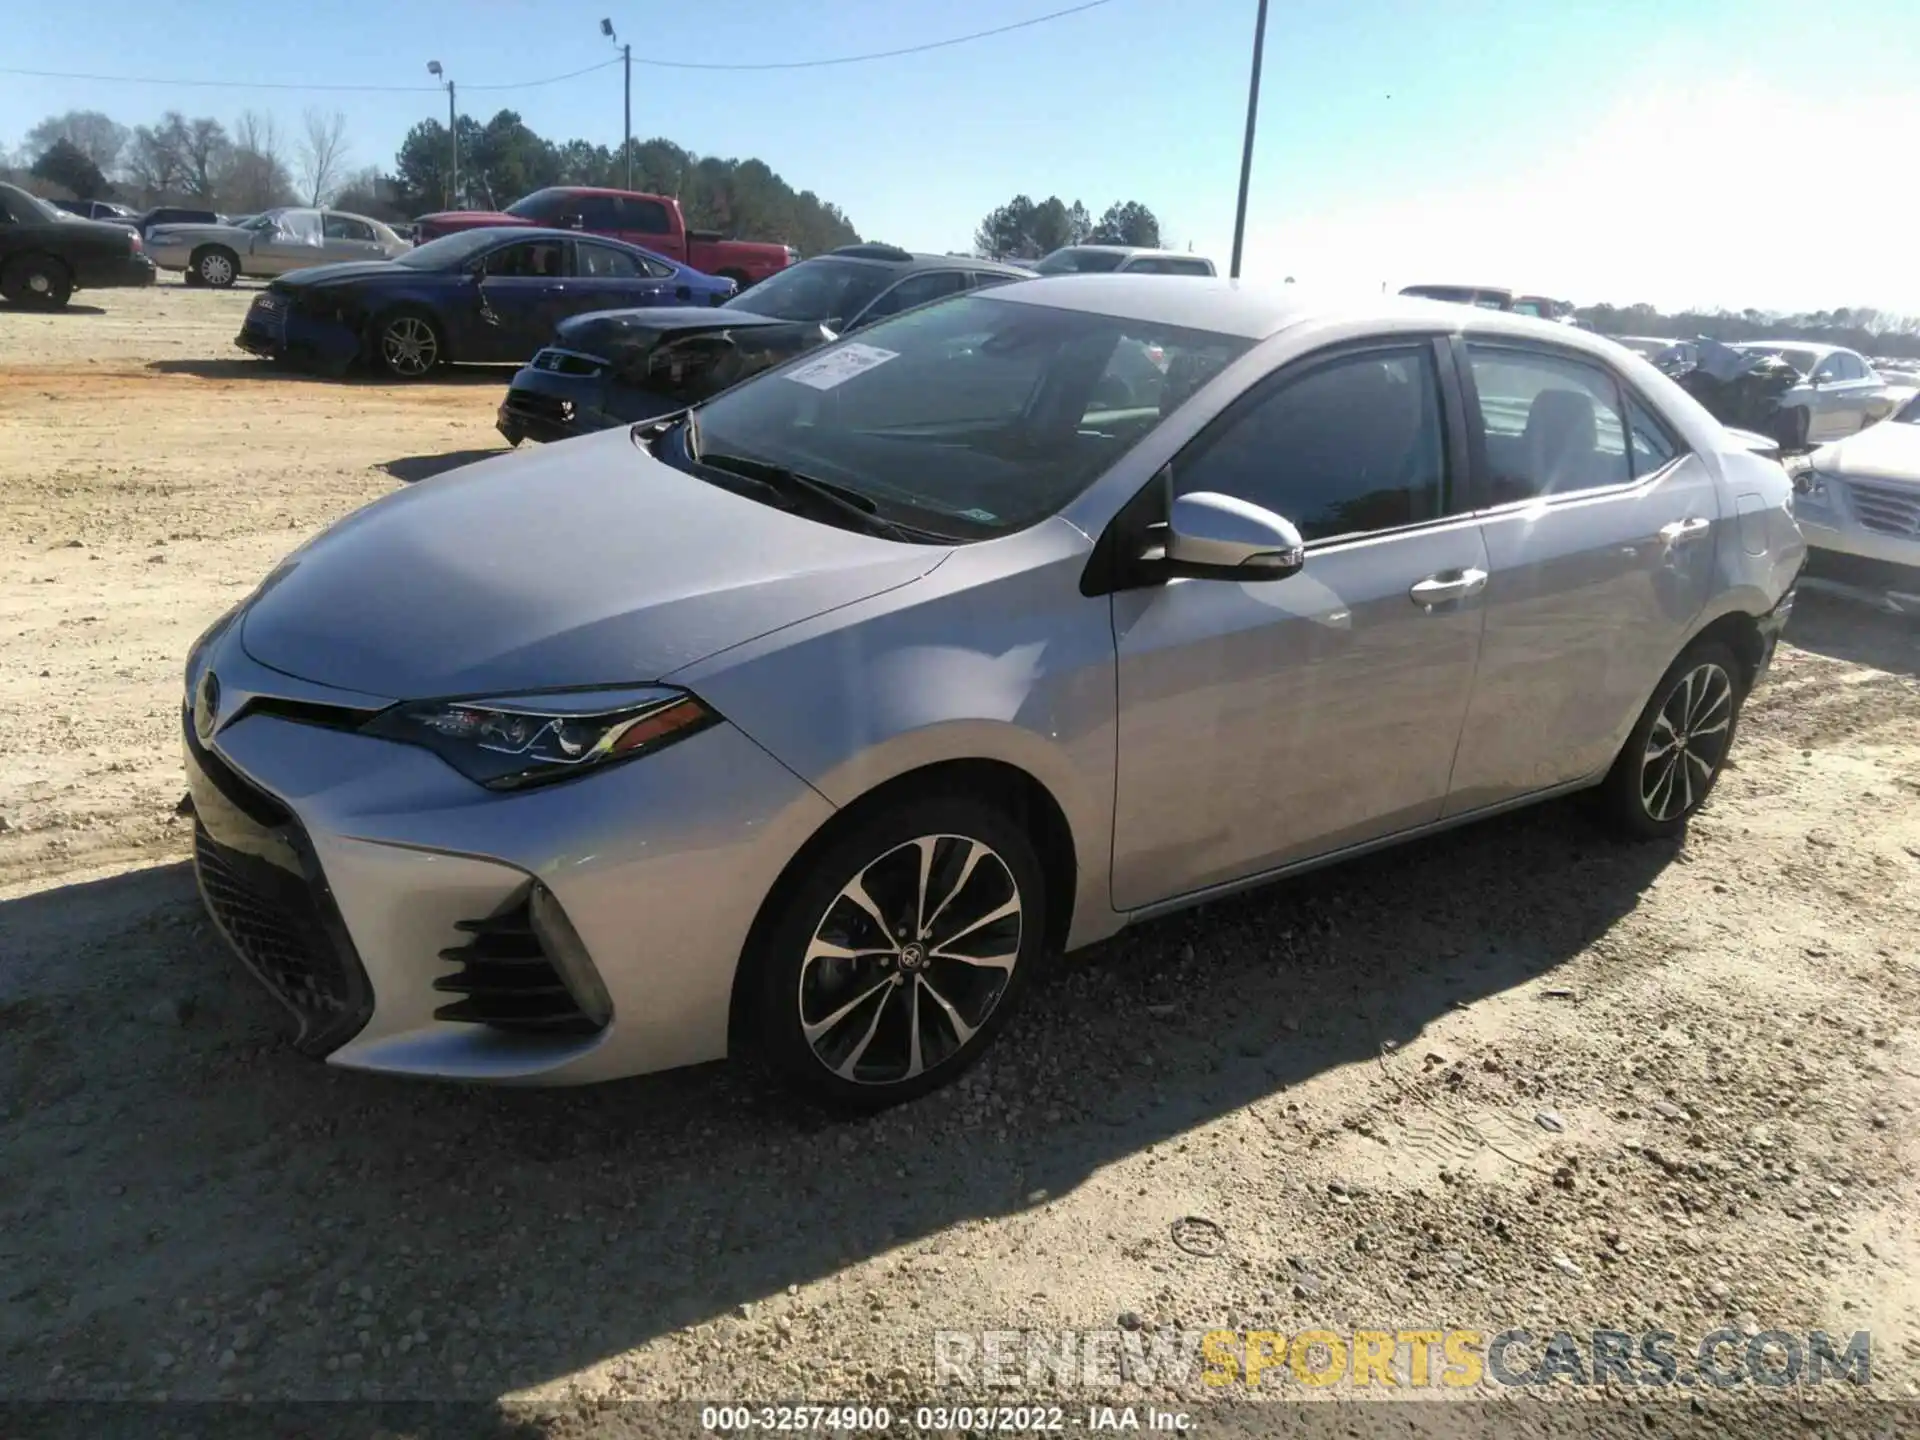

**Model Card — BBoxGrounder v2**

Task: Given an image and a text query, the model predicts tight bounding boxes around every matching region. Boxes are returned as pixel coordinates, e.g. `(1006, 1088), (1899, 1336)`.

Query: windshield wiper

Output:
(695, 450), (928, 543)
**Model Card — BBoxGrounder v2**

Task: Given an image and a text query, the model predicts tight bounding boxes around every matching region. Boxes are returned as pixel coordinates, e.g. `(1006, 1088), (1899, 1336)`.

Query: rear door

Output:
(1443, 339), (1719, 814)
(571, 238), (671, 311)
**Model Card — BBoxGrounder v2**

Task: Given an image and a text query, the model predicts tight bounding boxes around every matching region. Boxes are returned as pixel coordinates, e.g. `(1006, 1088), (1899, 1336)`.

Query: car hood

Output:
(1814, 421), (1920, 485)
(556, 305), (803, 352)
(238, 425), (945, 698)
(269, 261), (409, 289)
(553, 307), (827, 404)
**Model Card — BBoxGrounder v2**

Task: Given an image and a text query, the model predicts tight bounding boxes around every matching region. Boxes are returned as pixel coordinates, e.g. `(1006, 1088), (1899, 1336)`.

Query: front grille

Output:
(433, 897), (598, 1034)
(531, 348), (603, 376)
(194, 824), (372, 1055)
(1847, 480), (1920, 538)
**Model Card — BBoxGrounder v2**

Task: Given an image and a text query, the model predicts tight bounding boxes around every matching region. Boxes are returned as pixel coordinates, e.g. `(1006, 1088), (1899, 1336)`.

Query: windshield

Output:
(725, 257), (894, 324)
(395, 230), (507, 269)
(3, 185), (60, 222)
(504, 189), (562, 219)
(1032, 247), (1128, 276)
(1737, 345), (1819, 376)
(684, 292), (1254, 541)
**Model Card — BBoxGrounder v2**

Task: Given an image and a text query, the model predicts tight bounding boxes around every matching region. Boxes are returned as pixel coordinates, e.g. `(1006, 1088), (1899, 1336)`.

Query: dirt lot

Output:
(2, 282), (1918, 1433)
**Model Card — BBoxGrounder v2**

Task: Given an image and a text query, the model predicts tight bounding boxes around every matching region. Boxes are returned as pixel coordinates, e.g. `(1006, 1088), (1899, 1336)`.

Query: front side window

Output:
(1173, 347), (1450, 544)
(686, 294), (1253, 540)
(483, 240), (566, 278)
(577, 242), (640, 278)
(323, 215), (374, 241)
(858, 271), (969, 322)
(1466, 345), (1632, 502)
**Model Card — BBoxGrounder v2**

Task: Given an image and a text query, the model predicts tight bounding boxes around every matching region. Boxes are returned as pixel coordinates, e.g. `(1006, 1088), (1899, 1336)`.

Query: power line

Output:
(0, 1), (1117, 92)
(625, 0), (1117, 70)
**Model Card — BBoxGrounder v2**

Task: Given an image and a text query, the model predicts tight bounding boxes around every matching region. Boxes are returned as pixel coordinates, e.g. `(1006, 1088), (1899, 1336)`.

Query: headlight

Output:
(1791, 469), (1830, 504)
(361, 686), (718, 790)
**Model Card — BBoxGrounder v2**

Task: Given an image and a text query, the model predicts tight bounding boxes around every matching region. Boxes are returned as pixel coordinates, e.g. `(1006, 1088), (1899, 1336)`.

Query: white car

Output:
(1790, 390), (1920, 610)
(146, 207), (411, 287)
(1729, 342), (1898, 446)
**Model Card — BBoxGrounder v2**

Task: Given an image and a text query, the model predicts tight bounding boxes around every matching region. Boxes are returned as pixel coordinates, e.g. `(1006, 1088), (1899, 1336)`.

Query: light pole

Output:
(427, 60), (458, 208)
(1228, 0), (1269, 280)
(601, 19), (632, 189)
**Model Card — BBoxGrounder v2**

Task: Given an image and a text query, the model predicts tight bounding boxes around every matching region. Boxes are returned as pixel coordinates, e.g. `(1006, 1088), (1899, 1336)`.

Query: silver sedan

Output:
(1790, 390), (1920, 610)
(147, 207), (410, 287)
(182, 279), (1804, 1107)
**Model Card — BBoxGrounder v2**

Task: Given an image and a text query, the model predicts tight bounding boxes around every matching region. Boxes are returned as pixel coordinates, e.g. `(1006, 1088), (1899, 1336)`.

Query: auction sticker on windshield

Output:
(783, 343), (898, 390)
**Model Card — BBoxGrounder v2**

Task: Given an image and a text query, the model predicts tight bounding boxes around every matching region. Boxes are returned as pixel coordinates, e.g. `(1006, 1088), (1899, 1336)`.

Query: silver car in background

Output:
(182, 279), (1803, 1108)
(1790, 389), (1920, 610)
(146, 207), (411, 288)
(1730, 341), (1897, 444)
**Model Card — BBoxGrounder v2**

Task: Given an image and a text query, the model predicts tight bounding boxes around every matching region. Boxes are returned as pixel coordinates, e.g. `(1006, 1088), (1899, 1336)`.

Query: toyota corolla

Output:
(183, 277), (1804, 1107)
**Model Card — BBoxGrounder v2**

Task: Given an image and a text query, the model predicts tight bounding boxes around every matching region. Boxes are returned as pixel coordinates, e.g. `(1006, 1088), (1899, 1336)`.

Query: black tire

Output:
(1596, 639), (1746, 840)
(745, 792), (1046, 1109)
(372, 309), (445, 379)
(2, 253), (74, 309)
(192, 246), (240, 288)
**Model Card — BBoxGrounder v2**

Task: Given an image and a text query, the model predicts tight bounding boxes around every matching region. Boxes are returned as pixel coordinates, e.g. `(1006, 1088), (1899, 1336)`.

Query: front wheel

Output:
(1597, 639), (1745, 839)
(375, 312), (443, 378)
(747, 794), (1045, 1108)
(193, 247), (238, 288)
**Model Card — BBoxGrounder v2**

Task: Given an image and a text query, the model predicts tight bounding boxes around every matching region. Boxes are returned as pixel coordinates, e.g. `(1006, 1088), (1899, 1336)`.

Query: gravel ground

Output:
(1, 282), (1917, 1434)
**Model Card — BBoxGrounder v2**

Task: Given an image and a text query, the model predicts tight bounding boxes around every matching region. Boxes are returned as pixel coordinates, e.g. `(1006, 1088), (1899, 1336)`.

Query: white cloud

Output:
(1235, 77), (1920, 316)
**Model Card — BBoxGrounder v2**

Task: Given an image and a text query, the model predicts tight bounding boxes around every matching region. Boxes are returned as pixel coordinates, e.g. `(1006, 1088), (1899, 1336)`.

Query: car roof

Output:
(813, 247), (1030, 278)
(1048, 244), (1196, 259)
(1737, 339), (1832, 353)
(986, 276), (1653, 351)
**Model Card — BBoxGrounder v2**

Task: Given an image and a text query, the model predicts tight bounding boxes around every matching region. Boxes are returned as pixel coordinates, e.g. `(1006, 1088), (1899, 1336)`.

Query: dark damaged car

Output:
(234, 226), (735, 379)
(497, 244), (1032, 445)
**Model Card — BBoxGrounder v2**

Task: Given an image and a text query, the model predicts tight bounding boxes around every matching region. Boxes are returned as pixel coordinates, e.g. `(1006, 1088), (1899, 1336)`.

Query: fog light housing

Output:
(528, 882), (613, 1028)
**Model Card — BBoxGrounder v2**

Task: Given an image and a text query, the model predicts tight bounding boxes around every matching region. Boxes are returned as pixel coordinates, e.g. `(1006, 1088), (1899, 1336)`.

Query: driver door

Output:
(1109, 339), (1488, 910)
(466, 238), (573, 363)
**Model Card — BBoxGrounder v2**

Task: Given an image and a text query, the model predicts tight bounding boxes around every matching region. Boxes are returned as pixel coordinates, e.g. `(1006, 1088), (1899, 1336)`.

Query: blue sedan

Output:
(234, 226), (736, 379)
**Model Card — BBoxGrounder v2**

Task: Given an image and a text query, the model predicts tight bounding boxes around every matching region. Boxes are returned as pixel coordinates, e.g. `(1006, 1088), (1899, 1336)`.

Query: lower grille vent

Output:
(433, 898), (599, 1034)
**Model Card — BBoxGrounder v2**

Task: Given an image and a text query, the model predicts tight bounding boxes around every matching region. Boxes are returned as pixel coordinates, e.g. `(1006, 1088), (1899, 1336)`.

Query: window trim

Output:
(1451, 335), (1691, 513)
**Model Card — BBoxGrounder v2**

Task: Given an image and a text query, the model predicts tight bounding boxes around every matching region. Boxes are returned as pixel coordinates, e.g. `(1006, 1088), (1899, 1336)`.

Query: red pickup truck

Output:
(413, 186), (795, 287)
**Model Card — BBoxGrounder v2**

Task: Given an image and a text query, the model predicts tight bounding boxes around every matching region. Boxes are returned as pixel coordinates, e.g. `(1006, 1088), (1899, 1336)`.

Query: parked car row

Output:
(180, 276), (1805, 1104)
(0, 181), (154, 307)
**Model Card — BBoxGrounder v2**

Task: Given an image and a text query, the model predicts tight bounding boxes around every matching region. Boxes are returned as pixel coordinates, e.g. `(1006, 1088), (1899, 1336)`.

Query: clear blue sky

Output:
(8, 0), (1919, 313)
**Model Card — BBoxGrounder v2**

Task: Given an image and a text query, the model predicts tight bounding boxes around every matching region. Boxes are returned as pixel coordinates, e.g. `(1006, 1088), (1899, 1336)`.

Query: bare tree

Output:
(221, 110), (296, 213)
(180, 117), (232, 203)
(124, 112), (191, 202)
(298, 108), (351, 207)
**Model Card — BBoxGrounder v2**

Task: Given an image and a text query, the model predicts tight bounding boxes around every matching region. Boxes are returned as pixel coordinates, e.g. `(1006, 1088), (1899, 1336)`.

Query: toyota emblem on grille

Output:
(194, 670), (221, 743)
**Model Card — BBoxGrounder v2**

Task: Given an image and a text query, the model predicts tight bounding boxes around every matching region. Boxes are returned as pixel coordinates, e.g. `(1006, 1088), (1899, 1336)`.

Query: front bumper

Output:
(235, 295), (361, 375)
(1791, 477), (1920, 608)
(184, 620), (834, 1084)
(76, 253), (156, 289)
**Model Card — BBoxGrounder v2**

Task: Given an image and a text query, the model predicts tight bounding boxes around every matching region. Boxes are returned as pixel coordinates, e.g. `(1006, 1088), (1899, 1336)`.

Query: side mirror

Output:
(1160, 491), (1305, 582)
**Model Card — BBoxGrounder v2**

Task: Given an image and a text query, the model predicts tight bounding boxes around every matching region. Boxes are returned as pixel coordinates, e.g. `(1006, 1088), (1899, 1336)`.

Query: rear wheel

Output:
(746, 793), (1045, 1108)
(193, 247), (239, 288)
(2, 254), (73, 309)
(1596, 639), (1745, 839)
(374, 311), (444, 379)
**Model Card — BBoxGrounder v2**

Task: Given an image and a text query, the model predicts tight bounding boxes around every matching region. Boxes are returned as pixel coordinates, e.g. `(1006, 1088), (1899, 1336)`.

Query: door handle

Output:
(1658, 517), (1711, 545)
(1409, 567), (1489, 609)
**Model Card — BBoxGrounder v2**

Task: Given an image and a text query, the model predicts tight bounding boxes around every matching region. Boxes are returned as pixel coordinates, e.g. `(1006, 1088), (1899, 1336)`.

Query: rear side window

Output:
(577, 242), (640, 278)
(1175, 346), (1451, 543)
(618, 197), (672, 234)
(1465, 345), (1633, 502)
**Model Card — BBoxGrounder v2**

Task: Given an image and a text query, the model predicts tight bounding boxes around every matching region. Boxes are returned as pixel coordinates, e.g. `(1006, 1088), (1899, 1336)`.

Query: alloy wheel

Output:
(381, 317), (439, 376)
(798, 834), (1023, 1086)
(1640, 662), (1734, 822)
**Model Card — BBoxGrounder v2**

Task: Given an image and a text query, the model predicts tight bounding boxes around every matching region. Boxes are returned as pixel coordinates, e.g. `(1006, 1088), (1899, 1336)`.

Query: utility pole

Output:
(427, 61), (458, 207)
(1229, 0), (1269, 280)
(602, 20), (632, 188)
